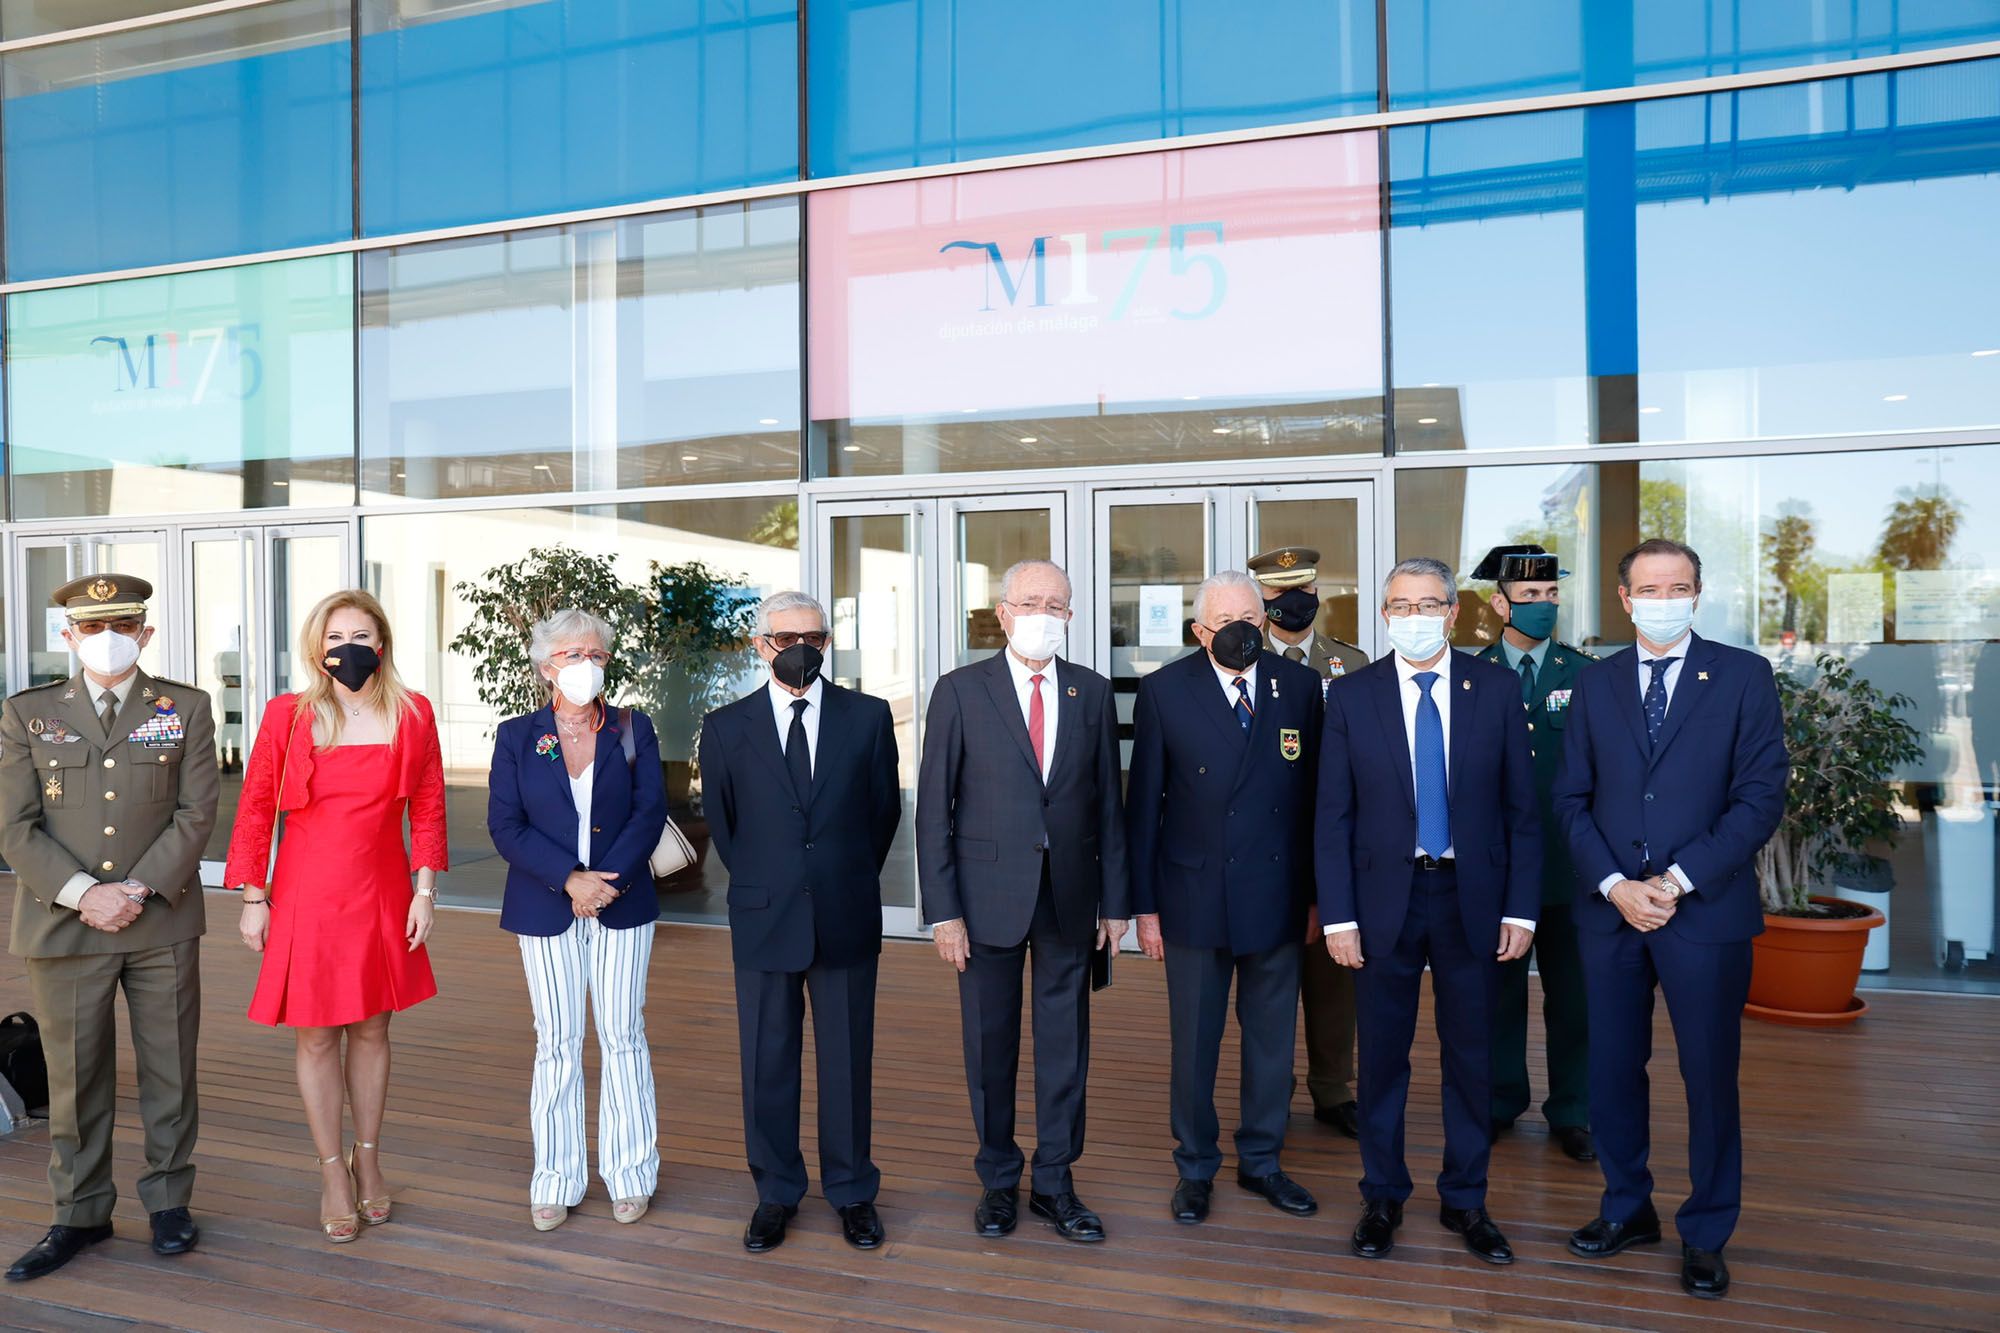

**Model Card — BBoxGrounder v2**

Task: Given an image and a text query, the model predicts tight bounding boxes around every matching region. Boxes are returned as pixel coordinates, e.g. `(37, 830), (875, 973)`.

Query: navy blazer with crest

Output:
(1126, 647), (1324, 957)
(1552, 633), (1789, 944)
(915, 650), (1129, 949)
(1314, 649), (1542, 960)
(487, 704), (669, 937)
(699, 680), (901, 973)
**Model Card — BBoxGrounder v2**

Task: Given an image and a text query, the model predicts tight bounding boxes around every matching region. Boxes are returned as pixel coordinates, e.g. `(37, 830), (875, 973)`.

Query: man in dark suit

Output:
(1316, 557), (1540, 1265)
(916, 559), (1128, 1243)
(1471, 545), (1597, 1163)
(1553, 539), (1788, 1301)
(701, 591), (902, 1254)
(1250, 545), (1369, 1140)
(1128, 571), (1324, 1225)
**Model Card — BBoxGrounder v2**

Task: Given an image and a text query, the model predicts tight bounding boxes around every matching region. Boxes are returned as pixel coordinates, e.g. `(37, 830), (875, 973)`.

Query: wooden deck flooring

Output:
(2, 882), (1996, 1332)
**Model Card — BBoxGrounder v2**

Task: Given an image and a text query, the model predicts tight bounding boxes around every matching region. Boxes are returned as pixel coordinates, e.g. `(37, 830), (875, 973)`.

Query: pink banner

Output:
(808, 132), (1383, 423)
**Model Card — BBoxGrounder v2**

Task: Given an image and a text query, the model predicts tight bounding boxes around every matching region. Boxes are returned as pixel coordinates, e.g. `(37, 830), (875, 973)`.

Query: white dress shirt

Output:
(1327, 650), (1535, 938)
(1212, 659), (1260, 715)
(570, 766), (595, 865)
(1002, 649), (1058, 781)
(1596, 633), (1697, 899)
(766, 674), (824, 777)
(57, 671), (143, 911)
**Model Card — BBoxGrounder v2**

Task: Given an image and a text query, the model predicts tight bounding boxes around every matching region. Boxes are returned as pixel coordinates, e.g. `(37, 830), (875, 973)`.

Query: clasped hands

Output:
(564, 868), (621, 919)
(1610, 874), (1683, 932)
(79, 881), (145, 933)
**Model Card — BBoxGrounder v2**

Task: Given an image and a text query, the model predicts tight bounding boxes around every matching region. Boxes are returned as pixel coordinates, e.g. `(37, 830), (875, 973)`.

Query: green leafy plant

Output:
(1756, 653), (1924, 916)
(625, 560), (760, 764)
(450, 546), (636, 723)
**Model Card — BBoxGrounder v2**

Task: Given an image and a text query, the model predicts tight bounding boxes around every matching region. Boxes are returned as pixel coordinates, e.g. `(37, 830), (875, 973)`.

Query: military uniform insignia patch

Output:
(1280, 728), (1301, 761)
(86, 578), (116, 602)
(44, 775), (62, 800)
(1545, 688), (1572, 713)
(27, 718), (44, 735)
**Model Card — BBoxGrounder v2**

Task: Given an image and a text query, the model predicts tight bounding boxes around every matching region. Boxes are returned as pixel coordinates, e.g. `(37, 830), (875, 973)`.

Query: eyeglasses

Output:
(550, 648), (611, 667)
(1383, 599), (1451, 618)
(764, 631), (829, 650)
(71, 618), (144, 637)
(1004, 599), (1072, 617)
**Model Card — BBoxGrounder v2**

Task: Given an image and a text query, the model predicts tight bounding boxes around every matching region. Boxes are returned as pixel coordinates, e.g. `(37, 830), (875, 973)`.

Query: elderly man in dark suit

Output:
(916, 558), (1128, 1244)
(1316, 556), (1540, 1265)
(1128, 570), (1324, 1225)
(702, 591), (902, 1254)
(1553, 539), (1788, 1301)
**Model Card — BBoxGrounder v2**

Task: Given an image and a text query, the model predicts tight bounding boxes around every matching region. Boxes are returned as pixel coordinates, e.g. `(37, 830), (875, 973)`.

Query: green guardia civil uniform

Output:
(2, 574), (218, 1228)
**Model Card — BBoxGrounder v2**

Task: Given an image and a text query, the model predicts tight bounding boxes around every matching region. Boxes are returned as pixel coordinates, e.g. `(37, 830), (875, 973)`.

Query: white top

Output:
(1002, 650), (1059, 781)
(570, 767), (594, 865)
(766, 675), (823, 776)
(1325, 650), (1534, 939)
(1211, 660), (1261, 715)
(1595, 633), (1697, 900)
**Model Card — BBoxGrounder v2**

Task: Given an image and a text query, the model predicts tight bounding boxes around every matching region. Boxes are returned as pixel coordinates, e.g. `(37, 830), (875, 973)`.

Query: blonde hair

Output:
(297, 589), (416, 747)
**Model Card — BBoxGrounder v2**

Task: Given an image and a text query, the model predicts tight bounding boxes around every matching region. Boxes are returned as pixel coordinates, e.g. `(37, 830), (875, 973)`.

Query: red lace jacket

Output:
(221, 691), (449, 889)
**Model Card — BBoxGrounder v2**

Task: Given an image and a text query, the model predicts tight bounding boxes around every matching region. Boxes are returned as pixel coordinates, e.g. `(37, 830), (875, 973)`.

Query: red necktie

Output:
(1028, 673), (1046, 776)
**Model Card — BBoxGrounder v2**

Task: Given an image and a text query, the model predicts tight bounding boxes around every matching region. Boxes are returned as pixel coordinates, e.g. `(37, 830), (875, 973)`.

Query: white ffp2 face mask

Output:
(554, 660), (605, 707)
(75, 629), (141, 677)
(1006, 613), (1066, 661)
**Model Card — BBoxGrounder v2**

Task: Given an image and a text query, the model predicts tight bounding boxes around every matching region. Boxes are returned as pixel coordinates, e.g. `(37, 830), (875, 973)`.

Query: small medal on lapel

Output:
(1279, 728), (1301, 761)
(27, 718), (44, 736)
(1269, 676), (1279, 699)
(142, 686), (156, 701)
(1066, 685), (1078, 698)
(63, 686), (76, 701)
(1461, 678), (1470, 690)
(153, 696), (176, 715)
(1697, 671), (1709, 681)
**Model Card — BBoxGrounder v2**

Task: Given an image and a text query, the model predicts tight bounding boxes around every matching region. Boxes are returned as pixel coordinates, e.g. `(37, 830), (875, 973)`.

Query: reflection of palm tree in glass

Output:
(1762, 502), (1817, 636)
(1876, 486), (1962, 572)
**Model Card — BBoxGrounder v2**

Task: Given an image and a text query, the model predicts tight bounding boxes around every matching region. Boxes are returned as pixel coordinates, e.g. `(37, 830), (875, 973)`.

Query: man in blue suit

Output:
(700, 591), (902, 1255)
(1316, 557), (1540, 1265)
(1553, 539), (1788, 1301)
(1127, 571), (1324, 1226)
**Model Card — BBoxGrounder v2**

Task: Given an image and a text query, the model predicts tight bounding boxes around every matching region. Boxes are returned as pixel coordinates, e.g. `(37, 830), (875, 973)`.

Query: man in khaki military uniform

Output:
(1249, 546), (1368, 1138)
(3, 574), (218, 1282)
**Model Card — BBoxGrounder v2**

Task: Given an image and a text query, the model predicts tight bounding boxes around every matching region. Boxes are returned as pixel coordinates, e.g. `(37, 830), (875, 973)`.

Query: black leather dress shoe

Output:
(1237, 1169), (1317, 1216)
(1350, 1198), (1402, 1258)
(1568, 1205), (1663, 1258)
(1028, 1191), (1105, 1243)
(1681, 1244), (1730, 1299)
(6, 1224), (113, 1282)
(743, 1202), (797, 1253)
(836, 1201), (884, 1250)
(973, 1187), (1018, 1237)
(1170, 1177), (1212, 1224)
(1313, 1101), (1361, 1139)
(1554, 1125), (1597, 1163)
(149, 1207), (199, 1256)
(1440, 1206), (1515, 1265)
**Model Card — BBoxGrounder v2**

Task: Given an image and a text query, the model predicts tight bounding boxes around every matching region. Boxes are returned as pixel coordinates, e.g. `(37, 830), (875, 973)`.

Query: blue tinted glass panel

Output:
(6, 256), (356, 517)
(809, 0), (1377, 176)
(1389, 58), (2000, 450)
(1388, 0), (2000, 109)
(360, 0), (798, 235)
(1, 0), (353, 280)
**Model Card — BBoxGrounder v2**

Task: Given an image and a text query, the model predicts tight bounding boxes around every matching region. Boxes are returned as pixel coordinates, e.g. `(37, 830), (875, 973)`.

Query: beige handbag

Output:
(620, 709), (696, 879)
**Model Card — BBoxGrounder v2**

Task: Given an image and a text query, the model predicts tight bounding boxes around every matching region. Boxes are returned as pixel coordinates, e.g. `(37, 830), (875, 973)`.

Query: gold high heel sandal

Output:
(348, 1142), (392, 1226)
(317, 1152), (360, 1243)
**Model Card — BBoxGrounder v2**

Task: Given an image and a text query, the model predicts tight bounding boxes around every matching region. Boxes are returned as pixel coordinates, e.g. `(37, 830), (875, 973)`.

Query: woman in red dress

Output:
(224, 589), (447, 1244)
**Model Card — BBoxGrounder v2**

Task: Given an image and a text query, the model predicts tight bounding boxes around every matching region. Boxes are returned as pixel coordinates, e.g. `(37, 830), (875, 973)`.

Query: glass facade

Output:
(0, 3), (1994, 991)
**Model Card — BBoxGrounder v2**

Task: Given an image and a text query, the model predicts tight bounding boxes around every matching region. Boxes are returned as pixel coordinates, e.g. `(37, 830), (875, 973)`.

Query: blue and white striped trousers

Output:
(517, 916), (660, 1206)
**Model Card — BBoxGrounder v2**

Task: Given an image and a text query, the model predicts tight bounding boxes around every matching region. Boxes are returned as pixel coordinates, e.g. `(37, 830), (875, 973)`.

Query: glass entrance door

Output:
(9, 531), (172, 688)
(816, 492), (1067, 936)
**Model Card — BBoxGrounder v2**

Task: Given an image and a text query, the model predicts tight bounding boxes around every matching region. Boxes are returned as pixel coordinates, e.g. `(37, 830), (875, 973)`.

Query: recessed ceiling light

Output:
(842, 444), (861, 453)
(1639, 406), (1662, 414)
(1973, 349), (2000, 357)
(271, 480), (289, 487)
(1211, 427), (1231, 435)
(961, 407), (978, 413)
(1019, 436), (1038, 444)
(757, 418), (779, 426)
(1183, 394), (1201, 401)
(1883, 394), (1908, 402)
(682, 453), (699, 461)
(1421, 382), (1440, 388)
(1416, 417), (1438, 425)
(395, 472), (407, 479)
(533, 463), (553, 473)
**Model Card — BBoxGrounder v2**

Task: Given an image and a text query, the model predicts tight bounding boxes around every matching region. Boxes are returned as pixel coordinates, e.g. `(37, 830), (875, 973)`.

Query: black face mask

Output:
(1264, 587), (1319, 633)
(1209, 621), (1263, 672)
(322, 642), (381, 692)
(772, 642), (823, 691)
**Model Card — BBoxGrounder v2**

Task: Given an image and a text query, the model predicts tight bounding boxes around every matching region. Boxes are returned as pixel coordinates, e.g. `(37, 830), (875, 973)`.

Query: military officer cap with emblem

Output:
(1468, 544), (1568, 585)
(51, 572), (154, 623)
(1248, 546), (1320, 589)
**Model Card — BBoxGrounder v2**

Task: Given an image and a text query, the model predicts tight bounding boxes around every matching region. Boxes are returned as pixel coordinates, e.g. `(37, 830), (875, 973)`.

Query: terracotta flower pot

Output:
(1745, 895), (1885, 1027)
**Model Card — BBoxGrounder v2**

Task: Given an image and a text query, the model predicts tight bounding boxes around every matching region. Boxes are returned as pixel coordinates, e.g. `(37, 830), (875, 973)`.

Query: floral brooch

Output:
(535, 733), (560, 761)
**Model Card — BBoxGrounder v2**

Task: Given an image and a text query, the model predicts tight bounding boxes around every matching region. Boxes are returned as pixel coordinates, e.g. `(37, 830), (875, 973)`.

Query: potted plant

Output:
(450, 546), (637, 718)
(1748, 653), (1923, 1026)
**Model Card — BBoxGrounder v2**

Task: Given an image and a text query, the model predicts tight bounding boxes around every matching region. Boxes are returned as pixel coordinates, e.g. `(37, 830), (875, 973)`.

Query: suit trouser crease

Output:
(736, 953), (881, 1208)
(1582, 924), (1750, 1251)
(959, 878), (1090, 1195)
(1165, 941), (1299, 1179)
(518, 917), (660, 1207)
(1491, 903), (1591, 1128)
(30, 943), (202, 1227)
(1354, 868), (1494, 1210)
(1300, 940), (1357, 1106)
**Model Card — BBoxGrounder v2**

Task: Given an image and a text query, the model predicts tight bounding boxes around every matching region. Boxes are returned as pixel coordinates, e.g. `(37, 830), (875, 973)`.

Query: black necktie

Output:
(1518, 652), (1538, 706)
(786, 698), (812, 802)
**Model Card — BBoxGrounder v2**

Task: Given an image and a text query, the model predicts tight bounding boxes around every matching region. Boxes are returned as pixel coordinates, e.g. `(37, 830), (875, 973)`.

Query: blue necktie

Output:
(1644, 658), (1672, 746)
(1518, 651), (1538, 706)
(1232, 677), (1253, 732)
(1413, 671), (1450, 857)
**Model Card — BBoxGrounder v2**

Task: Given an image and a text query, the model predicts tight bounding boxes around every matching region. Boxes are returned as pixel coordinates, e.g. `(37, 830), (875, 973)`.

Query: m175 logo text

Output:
(939, 223), (1227, 321)
(89, 324), (264, 402)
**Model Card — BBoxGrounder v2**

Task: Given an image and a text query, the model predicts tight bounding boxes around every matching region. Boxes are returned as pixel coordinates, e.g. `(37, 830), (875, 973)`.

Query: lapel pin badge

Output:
(141, 686), (156, 701)
(1461, 678), (1471, 691)
(63, 687), (76, 701)
(1066, 685), (1078, 698)
(1697, 671), (1709, 681)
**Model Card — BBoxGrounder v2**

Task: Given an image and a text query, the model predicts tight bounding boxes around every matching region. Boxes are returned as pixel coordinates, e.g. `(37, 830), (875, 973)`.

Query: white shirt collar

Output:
(83, 671), (140, 709)
(766, 674), (824, 714)
(1003, 649), (1060, 690)
(1639, 632), (1693, 662)
(1211, 656), (1259, 699)
(1393, 650), (1453, 687)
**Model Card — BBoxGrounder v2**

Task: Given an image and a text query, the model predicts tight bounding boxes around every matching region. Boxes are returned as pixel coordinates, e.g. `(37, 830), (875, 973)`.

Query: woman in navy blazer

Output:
(487, 608), (668, 1233)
